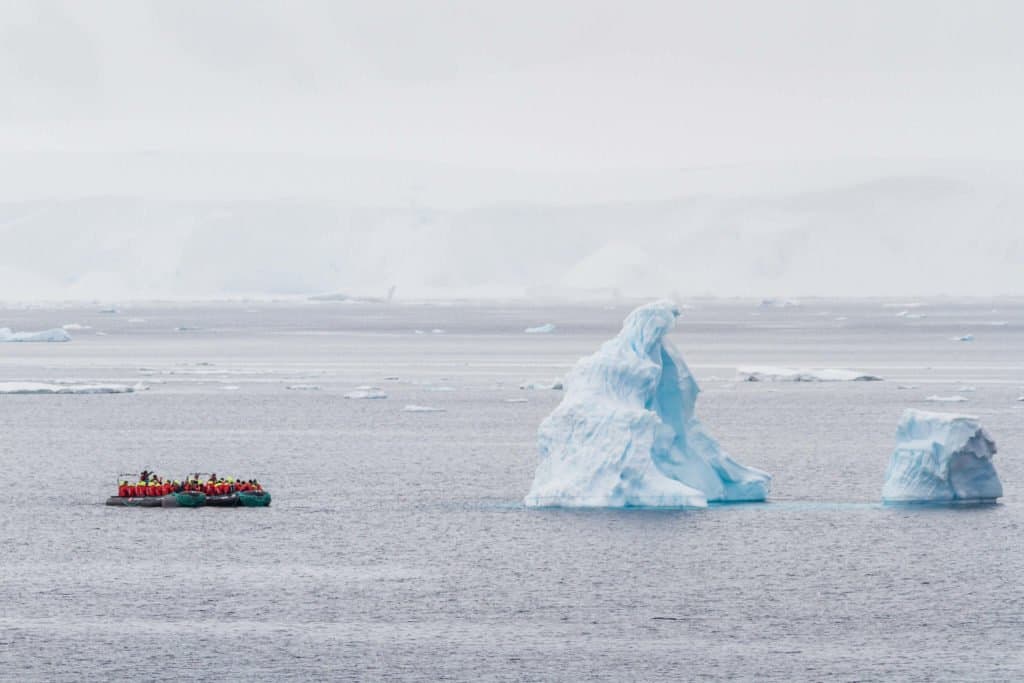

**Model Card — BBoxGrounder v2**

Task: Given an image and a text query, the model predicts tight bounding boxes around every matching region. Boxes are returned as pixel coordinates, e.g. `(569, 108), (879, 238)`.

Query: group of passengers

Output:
(117, 471), (262, 498)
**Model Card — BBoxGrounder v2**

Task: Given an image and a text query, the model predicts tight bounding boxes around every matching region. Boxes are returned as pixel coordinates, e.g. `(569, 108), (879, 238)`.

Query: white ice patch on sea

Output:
(524, 323), (556, 334)
(882, 409), (1002, 503)
(285, 384), (321, 391)
(952, 334), (975, 342)
(344, 386), (387, 399)
(520, 379), (564, 391)
(759, 298), (800, 308)
(402, 404), (445, 412)
(525, 299), (771, 509)
(0, 327), (71, 342)
(0, 381), (137, 394)
(925, 395), (970, 403)
(737, 366), (882, 382)
(61, 323), (91, 331)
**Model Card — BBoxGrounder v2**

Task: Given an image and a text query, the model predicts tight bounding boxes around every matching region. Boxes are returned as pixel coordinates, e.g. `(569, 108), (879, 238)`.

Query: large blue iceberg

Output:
(882, 409), (1002, 504)
(524, 300), (771, 508)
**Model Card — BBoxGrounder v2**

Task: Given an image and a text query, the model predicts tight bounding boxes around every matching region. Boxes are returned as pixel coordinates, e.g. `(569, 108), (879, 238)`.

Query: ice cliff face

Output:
(882, 409), (1002, 503)
(524, 300), (771, 508)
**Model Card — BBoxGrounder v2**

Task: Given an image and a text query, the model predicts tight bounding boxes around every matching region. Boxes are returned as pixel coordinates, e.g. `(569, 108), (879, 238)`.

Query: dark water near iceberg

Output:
(1, 299), (1023, 681)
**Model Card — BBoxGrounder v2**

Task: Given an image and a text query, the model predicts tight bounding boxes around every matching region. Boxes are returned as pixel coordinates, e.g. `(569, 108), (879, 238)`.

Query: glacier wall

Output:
(524, 300), (771, 508)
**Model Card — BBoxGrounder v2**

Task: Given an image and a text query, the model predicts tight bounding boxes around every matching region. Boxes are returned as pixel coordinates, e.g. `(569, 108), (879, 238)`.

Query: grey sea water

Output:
(1, 299), (1022, 681)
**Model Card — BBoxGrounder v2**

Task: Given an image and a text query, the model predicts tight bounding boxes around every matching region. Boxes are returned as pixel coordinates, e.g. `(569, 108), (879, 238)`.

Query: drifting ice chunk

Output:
(952, 334), (974, 342)
(285, 384), (321, 391)
(402, 404), (445, 412)
(520, 379), (564, 391)
(524, 323), (556, 334)
(760, 298), (800, 308)
(0, 327), (71, 342)
(882, 409), (1002, 503)
(524, 300), (771, 508)
(737, 367), (882, 382)
(61, 323), (91, 331)
(925, 395), (969, 403)
(0, 382), (136, 394)
(344, 386), (387, 399)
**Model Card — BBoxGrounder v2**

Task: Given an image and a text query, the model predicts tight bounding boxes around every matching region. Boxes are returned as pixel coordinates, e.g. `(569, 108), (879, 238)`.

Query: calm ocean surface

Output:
(1, 299), (1022, 681)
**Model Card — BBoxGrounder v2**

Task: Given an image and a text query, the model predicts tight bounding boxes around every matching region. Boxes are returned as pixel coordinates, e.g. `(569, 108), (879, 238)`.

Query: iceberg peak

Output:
(525, 299), (771, 508)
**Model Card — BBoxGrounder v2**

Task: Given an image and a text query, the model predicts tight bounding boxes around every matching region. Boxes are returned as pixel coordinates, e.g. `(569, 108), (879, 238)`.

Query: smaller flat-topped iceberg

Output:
(882, 409), (1002, 504)
(525, 300), (770, 508)
(737, 367), (882, 382)
(0, 327), (71, 342)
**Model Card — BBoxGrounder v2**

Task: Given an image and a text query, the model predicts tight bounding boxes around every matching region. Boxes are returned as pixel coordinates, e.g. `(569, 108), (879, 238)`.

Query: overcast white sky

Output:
(3, 0), (1023, 170)
(1, 1), (1022, 299)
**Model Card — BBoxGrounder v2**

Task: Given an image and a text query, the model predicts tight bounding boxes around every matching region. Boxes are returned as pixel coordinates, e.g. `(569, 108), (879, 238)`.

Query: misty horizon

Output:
(2, 1), (1022, 299)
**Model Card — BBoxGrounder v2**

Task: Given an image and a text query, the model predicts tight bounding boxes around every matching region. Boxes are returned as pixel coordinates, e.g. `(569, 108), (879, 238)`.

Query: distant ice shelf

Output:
(0, 382), (138, 394)
(882, 409), (1002, 504)
(737, 367), (882, 382)
(525, 299), (771, 509)
(0, 327), (71, 342)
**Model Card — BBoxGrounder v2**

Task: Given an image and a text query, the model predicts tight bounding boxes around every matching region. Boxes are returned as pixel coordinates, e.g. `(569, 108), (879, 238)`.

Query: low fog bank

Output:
(1, 161), (1021, 301)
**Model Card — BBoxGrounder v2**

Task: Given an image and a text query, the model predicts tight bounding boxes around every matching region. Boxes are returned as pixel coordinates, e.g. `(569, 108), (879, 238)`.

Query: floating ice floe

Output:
(520, 379), (564, 391)
(402, 404), (445, 412)
(222, 385), (240, 391)
(904, 313), (927, 319)
(952, 334), (974, 342)
(61, 323), (91, 331)
(0, 381), (138, 394)
(344, 386), (387, 399)
(128, 317), (146, 323)
(427, 386), (456, 392)
(285, 384), (321, 391)
(504, 398), (528, 403)
(985, 321), (1009, 327)
(882, 409), (1002, 504)
(896, 384), (918, 390)
(524, 323), (556, 334)
(737, 367), (883, 382)
(0, 327), (72, 342)
(759, 298), (800, 308)
(956, 385), (977, 393)
(524, 299), (771, 509)
(924, 395), (969, 403)
(431, 329), (445, 334)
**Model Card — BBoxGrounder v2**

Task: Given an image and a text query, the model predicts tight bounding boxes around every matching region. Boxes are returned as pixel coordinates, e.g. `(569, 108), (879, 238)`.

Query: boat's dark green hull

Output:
(106, 491), (269, 508)
(238, 490), (271, 507)
(161, 491), (207, 508)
